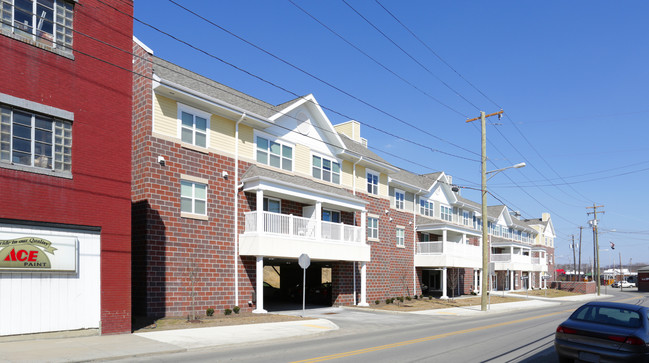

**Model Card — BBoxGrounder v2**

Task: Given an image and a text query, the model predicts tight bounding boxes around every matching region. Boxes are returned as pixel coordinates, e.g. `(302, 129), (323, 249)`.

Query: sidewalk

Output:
(0, 294), (604, 363)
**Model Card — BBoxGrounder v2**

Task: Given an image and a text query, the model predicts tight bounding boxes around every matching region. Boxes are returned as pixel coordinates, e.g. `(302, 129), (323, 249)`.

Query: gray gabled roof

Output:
(390, 168), (438, 190)
(241, 164), (364, 203)
(456, 195), (480, 209)
(153, 56), (278, 118)
(338, 134), (389, 165)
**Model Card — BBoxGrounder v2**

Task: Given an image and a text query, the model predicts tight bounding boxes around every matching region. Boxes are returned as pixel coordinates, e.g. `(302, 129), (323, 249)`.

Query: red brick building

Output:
(0, 0), (133, 335)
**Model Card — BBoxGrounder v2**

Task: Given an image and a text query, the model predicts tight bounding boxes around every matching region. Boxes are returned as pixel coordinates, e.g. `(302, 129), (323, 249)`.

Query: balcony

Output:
(239, 211), (370, 261)
(415, 241), (481, 268)
(491, 253), (535, 271)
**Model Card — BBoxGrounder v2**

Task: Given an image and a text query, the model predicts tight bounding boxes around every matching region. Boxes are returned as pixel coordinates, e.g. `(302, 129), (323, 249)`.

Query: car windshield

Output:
(572, 305), (643, 328)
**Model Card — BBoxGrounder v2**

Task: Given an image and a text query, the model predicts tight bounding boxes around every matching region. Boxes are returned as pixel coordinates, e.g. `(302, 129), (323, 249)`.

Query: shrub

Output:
(206, 308), (214, 317)
(420, 294), (424, 299)
(428, 295), (432, 300)
(397, 296), (404, 303)
(390, 297), (395, 303)
(233, 306), (240, 314)
(375, 300), (380, 305)
(385, 298), (392, 304)
(405, 296), (412, 301)
(413, 295), (418, 300)
(224, 308), (232, 315)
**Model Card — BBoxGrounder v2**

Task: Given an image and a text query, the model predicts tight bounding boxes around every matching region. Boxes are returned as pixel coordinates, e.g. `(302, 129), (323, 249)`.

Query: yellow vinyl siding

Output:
(154, 94), (177, 138)
(341, 160), (353, 188)
(238, 124), (254, 160)
(210, 114), (235, 154)
(294, 144), (310, 175)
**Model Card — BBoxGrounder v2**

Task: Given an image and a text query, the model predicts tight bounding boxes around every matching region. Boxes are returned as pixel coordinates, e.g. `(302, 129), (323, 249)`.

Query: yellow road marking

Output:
(291, 310), (573, 363)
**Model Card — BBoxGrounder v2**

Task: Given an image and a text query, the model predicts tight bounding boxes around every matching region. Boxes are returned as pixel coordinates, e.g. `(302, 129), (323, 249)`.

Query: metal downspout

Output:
(234, 113), (246, 307)
(352, 156), (363, 305)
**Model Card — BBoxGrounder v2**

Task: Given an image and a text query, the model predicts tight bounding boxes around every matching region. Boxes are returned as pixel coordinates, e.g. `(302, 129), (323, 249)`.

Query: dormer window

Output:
(420, 199), (433, 217)
(312, 155), (340, 184)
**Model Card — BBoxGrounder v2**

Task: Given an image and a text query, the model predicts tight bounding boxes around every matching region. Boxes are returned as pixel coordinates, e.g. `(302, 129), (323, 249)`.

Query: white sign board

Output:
(298, 253), (310, 269)
(0, 232), (78, 273)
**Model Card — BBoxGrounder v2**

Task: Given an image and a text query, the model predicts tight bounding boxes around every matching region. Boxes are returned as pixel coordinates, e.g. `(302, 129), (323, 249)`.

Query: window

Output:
(421, 233), (430, 242)
(312, 155), (340, 184)
(463, 211), (470, 225)
(263, 197), (280, 213)
(181, 180), (206, 215)
(179, 105), (208, 148)
(0, 105), (71, 171)
(440, 205), (452, 222)
(367, 170), (378, 195)
(256, 136), (292, 171)
(396, 227), (405, 247)
(1, 0), (73, 52)
(394, 189), (405, 210)
(322, 209), (340, 223)
(367, 217), (378, 239)
(420, 199), (433, 217)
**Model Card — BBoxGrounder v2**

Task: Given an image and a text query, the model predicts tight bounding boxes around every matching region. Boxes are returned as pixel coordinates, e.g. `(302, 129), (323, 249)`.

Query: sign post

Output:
(298, 253), (310, 317)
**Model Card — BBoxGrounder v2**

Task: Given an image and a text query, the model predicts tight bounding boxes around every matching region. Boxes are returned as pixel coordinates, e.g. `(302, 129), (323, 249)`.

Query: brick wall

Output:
(0, 0), (133, 334)
(550, 281), (596, 294)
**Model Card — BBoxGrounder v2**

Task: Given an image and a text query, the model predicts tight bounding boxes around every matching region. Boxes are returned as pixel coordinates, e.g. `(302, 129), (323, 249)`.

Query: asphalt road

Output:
(121, 290), (649, 363)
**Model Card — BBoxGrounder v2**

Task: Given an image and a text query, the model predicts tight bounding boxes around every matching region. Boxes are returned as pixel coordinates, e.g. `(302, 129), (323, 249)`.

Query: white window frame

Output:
(420, 199), (433, 217)
(322, 209), (341, 223)
(0, 104), (72, 172)
(394, 189), (405, 210)
(263, 197), (281, 213)
(312, 153), (341, 184)
(254, 131), (293, 171)
(366, 169), (379, 195)
(396, 227), (405, 247)
(440, 205), (452, 222)
(0, 0), (74, 53)
(180, 179), (207, 217)
(367, 216), (379, 240)
(178, 103), (210, 149)
(462, 211), (470, 226)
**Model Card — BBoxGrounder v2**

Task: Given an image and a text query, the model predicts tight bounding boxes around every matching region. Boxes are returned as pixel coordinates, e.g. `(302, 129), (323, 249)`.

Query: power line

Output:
(341, 0), (482, 111)
(164, 0), (480, 159)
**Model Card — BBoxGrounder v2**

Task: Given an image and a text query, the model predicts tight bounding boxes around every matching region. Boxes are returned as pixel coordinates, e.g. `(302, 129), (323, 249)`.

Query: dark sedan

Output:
(555, 301), (649, 363)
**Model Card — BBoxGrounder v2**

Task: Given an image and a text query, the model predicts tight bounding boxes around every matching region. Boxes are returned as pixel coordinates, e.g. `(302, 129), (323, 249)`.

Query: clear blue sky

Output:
(133, 1), (649, 267)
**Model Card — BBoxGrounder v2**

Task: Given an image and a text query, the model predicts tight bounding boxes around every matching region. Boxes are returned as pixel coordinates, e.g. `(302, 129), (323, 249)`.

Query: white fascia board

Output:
(417, 223), (482, 237)
(242, 176), (367, 211)
(388, 178), (426, 194)
(455, 201), (480, 212)
(270, 94), (346, 149)
(338, 150), (399, 174)
(154, 78), (271, 128)
(133, 36), (153, 55)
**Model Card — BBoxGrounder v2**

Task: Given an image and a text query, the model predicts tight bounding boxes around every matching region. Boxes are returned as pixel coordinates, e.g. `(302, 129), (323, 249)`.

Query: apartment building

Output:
(132, 39), (554, 319)
(0, 0), (133, 335)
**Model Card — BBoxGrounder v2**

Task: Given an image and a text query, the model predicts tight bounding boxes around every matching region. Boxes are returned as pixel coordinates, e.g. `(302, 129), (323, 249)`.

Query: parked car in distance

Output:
(555, 301), (649, 362)
(612, 280), (636, 288)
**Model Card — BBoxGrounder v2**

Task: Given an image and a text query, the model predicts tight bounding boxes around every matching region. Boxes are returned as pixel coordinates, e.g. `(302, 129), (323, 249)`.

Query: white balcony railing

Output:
(244, 211), (363, 243)
(417, 241), (481, 256)
(491, 254), (532, 264)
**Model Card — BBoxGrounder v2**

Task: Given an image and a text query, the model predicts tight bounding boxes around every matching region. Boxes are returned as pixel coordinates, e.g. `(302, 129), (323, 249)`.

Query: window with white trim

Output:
(0, 105), (71, 171)
(463, 211), (470, 225)
(256, 135), (292, 171)
(396, 227), (405, 247)
(394, 189), (405, 210)
(263, 197), (280, 213)
(0, 0), (74, 53)
(322, 209), (340, 223)
(367, 217), (378, 239)
(420, 199), (433, 217)
(312, 155), (340, 184)
(181, 180), (207, 215)
(179, 105), (209, 148)
(367, 170), (379, 195)
(440, 205), (452, 222)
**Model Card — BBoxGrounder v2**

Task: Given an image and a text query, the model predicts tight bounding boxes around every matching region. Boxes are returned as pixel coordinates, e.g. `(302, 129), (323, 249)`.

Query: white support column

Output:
(253, 256), (266, 313)
(442, 230), (447, 243)
(315, 201), (322, 239)
(474, 269), (479, 293)
(359, 262), (369, 306)
(462, 233), (467, 244)
(510, 270), (515, 291)
(361, 210), (367, 242)
(441, 268), (448, 299)
(256, 189), (264, 233)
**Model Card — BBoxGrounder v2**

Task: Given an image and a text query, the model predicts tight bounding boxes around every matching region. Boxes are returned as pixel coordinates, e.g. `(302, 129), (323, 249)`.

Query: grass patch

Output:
(509, 289), (581, 298)
(369, 295), (525, 311)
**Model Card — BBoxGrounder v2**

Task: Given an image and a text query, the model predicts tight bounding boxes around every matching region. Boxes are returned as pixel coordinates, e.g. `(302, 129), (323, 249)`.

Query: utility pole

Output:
(619, 252), (623, 291)
(571, 235), (576, 281)
(587, 204), (604, 296)
(466, 110), (503, 312)
(578, 227), (583, 282)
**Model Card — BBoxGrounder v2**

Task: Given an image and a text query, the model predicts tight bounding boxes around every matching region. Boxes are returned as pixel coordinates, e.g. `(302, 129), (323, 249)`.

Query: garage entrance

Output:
(263, 258), (332, 309)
